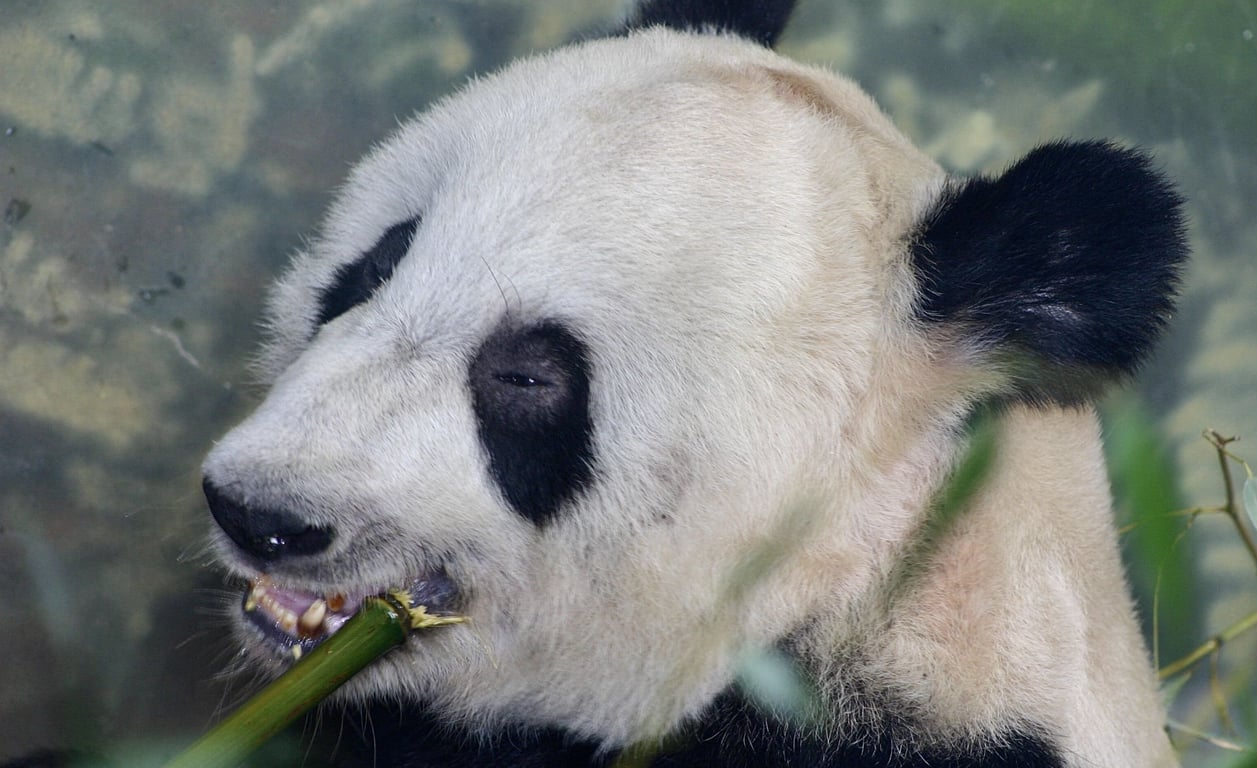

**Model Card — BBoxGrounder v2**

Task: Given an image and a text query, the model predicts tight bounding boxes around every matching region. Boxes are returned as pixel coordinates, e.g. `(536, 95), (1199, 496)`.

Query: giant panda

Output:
(200, 0), (1188, 765)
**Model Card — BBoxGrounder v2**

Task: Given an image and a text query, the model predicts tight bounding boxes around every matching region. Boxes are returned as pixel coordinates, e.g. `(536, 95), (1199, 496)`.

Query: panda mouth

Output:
(242, 572), (460, 660)
(241, 575), (361, 660)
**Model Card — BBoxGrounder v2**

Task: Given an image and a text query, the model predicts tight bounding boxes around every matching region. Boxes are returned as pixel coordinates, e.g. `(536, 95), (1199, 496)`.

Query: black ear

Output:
(911, 140), (1188, 405)
(625, 0), (798, 47)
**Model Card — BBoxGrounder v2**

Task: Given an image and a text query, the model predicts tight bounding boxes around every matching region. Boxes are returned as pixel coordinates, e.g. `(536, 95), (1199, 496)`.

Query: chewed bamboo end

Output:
(386, 588), (468, 630)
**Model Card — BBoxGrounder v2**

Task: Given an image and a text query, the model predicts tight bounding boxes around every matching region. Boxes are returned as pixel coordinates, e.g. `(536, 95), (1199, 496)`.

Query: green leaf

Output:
(1102, 396), (1196, 662)
(930, 410), (997, 529)
(884, 411), (999, 598)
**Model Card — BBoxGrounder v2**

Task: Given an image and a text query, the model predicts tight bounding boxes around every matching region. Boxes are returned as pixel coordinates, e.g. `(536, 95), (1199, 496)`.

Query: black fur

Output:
(469, 322), (595, 524)
(626, 0), (798, 47)
(316, 215), (422, 327)
(330, 702), (601, 768)
(910, 140), (1187, 405)
(644, 682), (1064, 768)
(330, 686), (1063, 767)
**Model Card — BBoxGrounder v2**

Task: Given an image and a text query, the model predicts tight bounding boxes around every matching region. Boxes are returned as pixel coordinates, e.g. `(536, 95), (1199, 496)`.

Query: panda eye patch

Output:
(469, 322), (595, 525)
(316, 215), (421, 327)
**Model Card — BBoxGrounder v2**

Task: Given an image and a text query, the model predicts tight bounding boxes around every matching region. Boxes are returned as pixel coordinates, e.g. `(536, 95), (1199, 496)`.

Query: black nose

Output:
(203, 478), (334, 562)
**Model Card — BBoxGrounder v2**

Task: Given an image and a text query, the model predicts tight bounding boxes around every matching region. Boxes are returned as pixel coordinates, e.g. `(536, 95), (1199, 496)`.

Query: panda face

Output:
(202, 29), (949, 736)
(201, 5), (1186, 756)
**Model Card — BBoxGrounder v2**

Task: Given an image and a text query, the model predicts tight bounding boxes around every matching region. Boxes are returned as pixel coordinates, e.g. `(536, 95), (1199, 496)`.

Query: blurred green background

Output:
(1, 0), (1254, 764)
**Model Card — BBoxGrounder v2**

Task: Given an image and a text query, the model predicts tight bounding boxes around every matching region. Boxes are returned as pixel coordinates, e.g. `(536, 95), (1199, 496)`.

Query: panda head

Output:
(201, 0), (1184, 746)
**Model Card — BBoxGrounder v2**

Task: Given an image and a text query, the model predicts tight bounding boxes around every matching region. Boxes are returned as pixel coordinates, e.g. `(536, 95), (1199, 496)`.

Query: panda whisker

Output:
(478, 252), (520, 319)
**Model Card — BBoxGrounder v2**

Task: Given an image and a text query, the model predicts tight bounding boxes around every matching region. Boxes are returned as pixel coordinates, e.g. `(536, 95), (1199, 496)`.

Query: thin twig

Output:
(1159, 608), (1257, 680)
(1209, 646), (1237, 736)
(1165, 719), (1249, 752)
(1118, 505), (1227, 535)
(1153, 510), (1200, 669)
(1202, 430), (1257, 570)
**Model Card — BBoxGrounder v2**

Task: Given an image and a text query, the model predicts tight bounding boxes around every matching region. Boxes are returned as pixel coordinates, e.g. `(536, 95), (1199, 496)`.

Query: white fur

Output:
(203, 27), (1176, 766)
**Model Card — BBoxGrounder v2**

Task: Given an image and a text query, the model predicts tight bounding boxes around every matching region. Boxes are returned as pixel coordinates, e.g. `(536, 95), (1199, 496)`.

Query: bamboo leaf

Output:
(929, 410), (997, 529)
(1103, 397), (1195, 663)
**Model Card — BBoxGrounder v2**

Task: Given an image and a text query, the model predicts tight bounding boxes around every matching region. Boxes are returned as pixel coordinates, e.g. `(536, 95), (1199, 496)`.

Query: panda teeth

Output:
(244, 576), (361, 644)
(258, 590), (299, 635)
(298, 598), (328, 637)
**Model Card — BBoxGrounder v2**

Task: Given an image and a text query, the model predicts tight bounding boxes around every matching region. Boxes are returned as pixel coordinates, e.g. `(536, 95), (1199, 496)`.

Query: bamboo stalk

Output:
(164, 592), (462, 768)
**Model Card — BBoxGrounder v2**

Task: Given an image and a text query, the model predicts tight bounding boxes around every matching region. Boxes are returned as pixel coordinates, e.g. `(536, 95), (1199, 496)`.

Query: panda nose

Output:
(203, 478), (335, 562)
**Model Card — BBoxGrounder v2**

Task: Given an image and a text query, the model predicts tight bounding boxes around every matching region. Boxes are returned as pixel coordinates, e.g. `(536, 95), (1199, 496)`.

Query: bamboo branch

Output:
(1203, 430), (1257, 570)
(1159, 608), (1257, 681)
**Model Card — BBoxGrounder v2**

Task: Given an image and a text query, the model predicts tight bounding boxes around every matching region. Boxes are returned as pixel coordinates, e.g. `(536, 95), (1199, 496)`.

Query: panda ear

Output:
(624, 0), (798, 47)
(910, 140), (1188, 405)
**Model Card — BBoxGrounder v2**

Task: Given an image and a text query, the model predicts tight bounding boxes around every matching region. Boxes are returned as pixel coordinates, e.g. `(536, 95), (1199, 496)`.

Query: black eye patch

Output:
(469, 322), (595, 525)
(316, 215), (422, 327)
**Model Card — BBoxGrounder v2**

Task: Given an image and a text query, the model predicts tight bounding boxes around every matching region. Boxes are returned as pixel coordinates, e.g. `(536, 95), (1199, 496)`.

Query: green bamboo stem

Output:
(164, 593), (459, 768)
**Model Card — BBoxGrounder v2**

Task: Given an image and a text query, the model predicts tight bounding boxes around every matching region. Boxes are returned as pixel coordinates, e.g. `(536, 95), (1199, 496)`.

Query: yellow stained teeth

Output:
(243, 577), (351, 641)
(299, 599), (327, 636)
(245, 578), (270, 612)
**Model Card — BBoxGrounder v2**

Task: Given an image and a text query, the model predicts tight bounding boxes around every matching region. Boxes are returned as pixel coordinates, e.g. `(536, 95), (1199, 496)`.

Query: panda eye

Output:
(476, 337), (576, 419)
(469, 322), (595, 525)
(496, 372), (550, 388)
